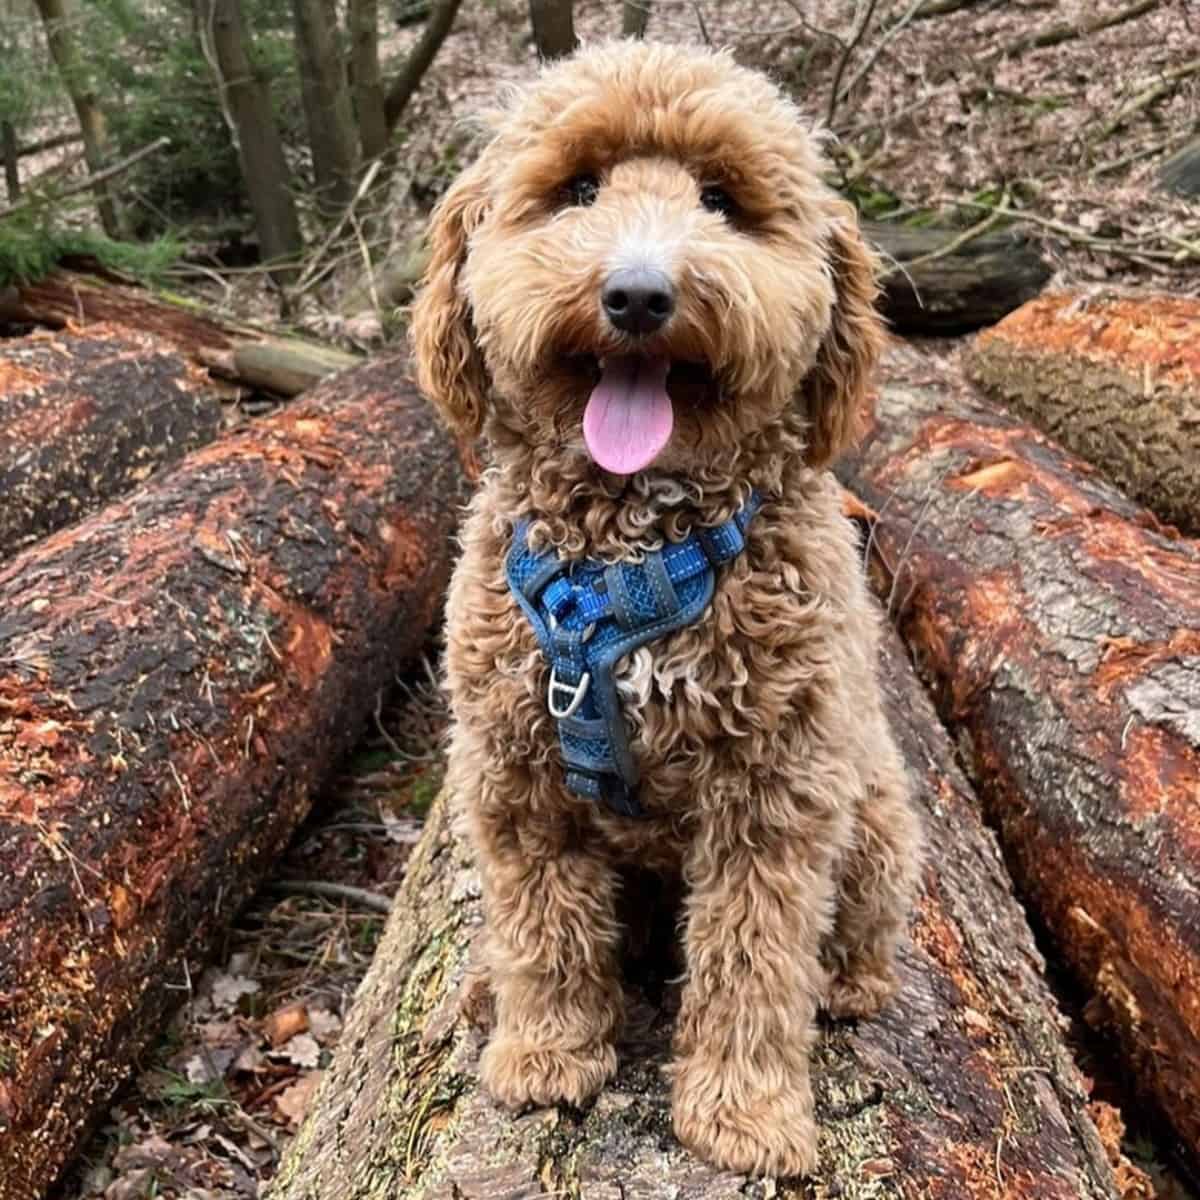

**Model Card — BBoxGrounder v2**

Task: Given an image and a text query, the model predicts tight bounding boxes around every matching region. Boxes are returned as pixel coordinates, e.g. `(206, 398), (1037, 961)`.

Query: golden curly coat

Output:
(410, 39), (921, 1178)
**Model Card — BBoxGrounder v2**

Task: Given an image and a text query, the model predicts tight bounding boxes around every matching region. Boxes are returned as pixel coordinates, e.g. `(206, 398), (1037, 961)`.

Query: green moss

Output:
(0, 216), (180, 288)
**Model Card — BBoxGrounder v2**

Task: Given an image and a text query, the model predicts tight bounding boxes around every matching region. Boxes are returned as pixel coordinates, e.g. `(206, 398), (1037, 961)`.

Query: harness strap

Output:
(506, 493), (761, 817)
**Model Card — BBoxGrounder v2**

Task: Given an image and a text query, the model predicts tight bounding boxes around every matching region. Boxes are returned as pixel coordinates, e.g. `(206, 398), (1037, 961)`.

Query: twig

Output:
(1093, 58), (1200, 143)
(264, 879), (394, 913)
(837, 0), (926, 105)
(293, 157), (383, 298)
(827, 0), (884, 127)
(900, 191), (1009, 268)
(989, 0), (1161, 63)
(693, 2), (712, 46)
(0, 137), (169, 221)
(1091, 131), (1188, 176)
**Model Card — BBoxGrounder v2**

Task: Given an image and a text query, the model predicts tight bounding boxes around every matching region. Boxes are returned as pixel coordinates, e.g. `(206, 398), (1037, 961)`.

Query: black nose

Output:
(601, 268), (675, 336)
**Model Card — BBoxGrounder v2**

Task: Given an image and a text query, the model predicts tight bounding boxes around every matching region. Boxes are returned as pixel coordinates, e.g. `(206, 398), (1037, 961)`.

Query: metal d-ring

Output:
(547, 667), (591, 719)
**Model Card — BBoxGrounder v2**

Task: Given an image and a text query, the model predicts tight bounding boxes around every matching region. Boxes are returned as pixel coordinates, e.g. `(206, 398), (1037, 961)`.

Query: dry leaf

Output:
(263, 1002), (309, 1047)
(274, 1071), (323, 1128)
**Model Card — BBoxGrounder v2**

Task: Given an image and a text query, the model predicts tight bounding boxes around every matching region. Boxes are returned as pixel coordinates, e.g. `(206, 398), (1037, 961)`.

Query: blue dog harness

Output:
(506, 493), (762, 818)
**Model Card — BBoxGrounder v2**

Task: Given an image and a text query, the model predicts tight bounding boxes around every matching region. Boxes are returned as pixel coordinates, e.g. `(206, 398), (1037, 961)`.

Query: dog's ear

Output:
(799, 204), (884, 467)
(410, 157), (492, 440)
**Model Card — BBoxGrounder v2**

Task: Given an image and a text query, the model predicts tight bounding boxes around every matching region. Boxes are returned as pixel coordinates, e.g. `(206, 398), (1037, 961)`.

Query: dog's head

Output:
(411, 40), (882, 475)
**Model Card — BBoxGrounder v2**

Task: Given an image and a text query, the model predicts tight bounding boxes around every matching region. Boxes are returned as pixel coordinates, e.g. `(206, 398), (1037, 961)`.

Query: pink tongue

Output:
(583, 355), (673, 474)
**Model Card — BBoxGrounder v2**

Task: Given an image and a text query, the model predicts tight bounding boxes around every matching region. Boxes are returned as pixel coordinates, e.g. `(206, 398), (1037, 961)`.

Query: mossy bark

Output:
(0, 323), (224, 559)
(963, 291), (1200, 535)
(839, 340), (1200, 1162)
(271, 627), (1121, 1200)
(0, 356), (465, 1199)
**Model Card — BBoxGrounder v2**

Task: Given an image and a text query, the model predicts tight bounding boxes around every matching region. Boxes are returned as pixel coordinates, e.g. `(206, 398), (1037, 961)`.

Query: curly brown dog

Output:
(410, 39), (921, 1178)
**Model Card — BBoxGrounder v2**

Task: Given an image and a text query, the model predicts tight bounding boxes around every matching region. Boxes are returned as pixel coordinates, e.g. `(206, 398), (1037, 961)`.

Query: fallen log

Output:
(1159, 136), (1200, 197)
(863, 219), (1051, 335)
(0, 268), (360, 396)
(0, 323), (225, 559)
(963, 291), (1200, 535)
(270, 629), (1125, 1200)
(0, 356), (465, 1199)
(838, 341), (1200, 1163)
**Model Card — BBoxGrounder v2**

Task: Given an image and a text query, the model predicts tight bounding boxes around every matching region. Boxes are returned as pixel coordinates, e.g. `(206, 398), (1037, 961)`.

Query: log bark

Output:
(270, 628), (1125, 1200)
(0, 269), (360, 396)
(0, 357), (466, 1199)
(837, 340), (1200, 1162)
(963, 291), (1200, 536)
(0, 323), (225, 559)
(863, 220), (1051, 336)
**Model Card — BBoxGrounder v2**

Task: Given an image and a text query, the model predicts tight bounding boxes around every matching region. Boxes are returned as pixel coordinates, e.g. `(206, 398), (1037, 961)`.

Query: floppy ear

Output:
(799, 203), (885, 467)
(409, 157), (493, 440)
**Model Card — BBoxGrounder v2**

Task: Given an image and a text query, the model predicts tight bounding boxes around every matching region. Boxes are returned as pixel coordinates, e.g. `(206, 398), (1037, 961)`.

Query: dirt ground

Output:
(45, 0), (1200, 1196)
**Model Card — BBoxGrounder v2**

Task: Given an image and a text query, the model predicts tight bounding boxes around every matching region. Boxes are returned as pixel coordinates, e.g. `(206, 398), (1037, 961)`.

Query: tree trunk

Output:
(837, 340), (1200, 1163)
(528, 0), (576, 61)
(0, 323), (225, 559)
(622, 0), (650, 38)
(270, 625), (1127, 1200)
(292, 0), (359, 215)
(0, 357), (466, 1200)
(1, 119), (19, 202)
(382, 0), (463, 133)
(963, 291), (1200, 536)
(350, 0), (389, 167)
(863, 219), (1051, 335)
(31, 0), (121, 237)
(0, 268), (358, 395)
(195, 0), (303, 285)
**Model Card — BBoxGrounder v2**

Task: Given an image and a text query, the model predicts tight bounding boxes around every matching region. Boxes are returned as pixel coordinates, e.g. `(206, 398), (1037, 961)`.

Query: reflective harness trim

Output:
(505, 493), (762, 818)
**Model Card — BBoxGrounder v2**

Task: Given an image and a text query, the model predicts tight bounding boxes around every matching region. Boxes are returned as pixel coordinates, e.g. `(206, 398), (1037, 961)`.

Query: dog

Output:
(410, 39), (921, 1178)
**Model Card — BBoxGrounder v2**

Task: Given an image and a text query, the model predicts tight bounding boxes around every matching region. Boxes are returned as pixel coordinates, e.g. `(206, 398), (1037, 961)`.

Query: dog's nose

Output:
(601, 268), (675, 336)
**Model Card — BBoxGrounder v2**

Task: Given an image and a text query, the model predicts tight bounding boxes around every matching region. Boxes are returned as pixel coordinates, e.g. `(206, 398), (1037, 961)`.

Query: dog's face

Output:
(412, 41), (882, 475)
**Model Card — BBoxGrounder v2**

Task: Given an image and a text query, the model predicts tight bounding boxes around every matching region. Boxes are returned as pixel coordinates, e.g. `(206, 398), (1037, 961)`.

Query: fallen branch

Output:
(826, 0), (883, 126)
(0, 136), (169, 222)
(0, 354), (466, 1199)
(1095, 58), (1200, 143)
(839, 340), (1200, 1162)
(989, 0), (1161, 63)
(264, 880), (394, 913)
(270, 629), (1126, 1200)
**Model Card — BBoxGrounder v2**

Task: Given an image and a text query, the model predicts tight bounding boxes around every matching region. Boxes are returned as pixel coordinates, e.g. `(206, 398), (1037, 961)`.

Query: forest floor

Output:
(44, 0), (1200, 1197)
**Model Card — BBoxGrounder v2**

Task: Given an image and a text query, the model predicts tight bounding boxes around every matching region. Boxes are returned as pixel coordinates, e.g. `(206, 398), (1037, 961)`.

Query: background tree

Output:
(623, 0), (650, 38)
(30, 0), (121, 236)
(529, 0), (576, 61)
(194, 0), (303, 282)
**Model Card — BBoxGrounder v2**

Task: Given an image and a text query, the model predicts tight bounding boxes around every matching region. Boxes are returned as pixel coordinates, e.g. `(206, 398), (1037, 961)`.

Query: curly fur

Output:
(411, 40), (922, 1178)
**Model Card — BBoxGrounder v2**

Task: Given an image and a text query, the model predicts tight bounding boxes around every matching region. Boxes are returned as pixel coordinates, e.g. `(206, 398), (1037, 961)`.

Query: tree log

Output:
(837, 341), (1200, 1162)
(0, 268), (360, 395)
(270, 627), (1125, 1200)
(863, 220), (1051, 336)
(0, 357), (465, 1199)
(963, 291), (1200, 536)
(0, 323), (225, 559)
(1159, 137), (1200, 196)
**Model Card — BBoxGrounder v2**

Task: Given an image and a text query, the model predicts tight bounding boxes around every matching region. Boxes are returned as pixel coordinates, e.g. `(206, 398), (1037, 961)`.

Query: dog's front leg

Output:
(465, 760), (623, 1110)
(670, 773), (845, 1177)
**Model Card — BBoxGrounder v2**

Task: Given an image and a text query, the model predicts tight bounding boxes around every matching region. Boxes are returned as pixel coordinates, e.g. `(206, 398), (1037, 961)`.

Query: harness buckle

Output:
(547, 667), (591, 719)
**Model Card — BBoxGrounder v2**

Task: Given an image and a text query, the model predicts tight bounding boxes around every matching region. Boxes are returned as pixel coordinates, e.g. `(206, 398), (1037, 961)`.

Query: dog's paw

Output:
(480, 1036), (617, 1109)
(671, 1063), (818, 1177)
(824, 966), (898, 1021)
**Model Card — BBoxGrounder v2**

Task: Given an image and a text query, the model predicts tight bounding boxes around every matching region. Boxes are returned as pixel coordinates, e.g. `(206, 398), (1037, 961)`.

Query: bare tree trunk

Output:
(622, 0), (650, 37)
(30, 0), (121, 236)
(382, 0), (462, 132)
(964, 291), (1200, 535)
(292, 0), (359, 215)
(270, 628), (1127, 1200)
(350, 0), (388, 166)
(0, 323), (224, 558)
(529, 0), (576, 60)
(195, 0), (304, 285)
(838, 340), (1200, 1161)
(0, 357), (466, 1200)
(1, 120), (18, 201)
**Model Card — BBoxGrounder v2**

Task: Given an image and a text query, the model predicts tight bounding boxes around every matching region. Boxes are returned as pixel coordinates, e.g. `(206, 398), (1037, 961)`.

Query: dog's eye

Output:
(562, 173), (600, 207)
(700, 185), (737, 218)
